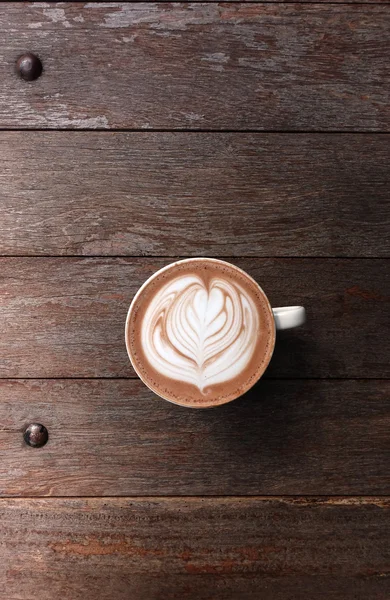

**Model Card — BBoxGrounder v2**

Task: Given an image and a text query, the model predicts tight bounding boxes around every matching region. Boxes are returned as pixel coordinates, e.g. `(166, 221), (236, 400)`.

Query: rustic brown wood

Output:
(1, 3), (388, 600)
(1, 497), (389, 599)
(1, 132), (389, 257)
(1, 3), (389, 130)
(0, 379), (389, 496)
(0, 257), (388, 378)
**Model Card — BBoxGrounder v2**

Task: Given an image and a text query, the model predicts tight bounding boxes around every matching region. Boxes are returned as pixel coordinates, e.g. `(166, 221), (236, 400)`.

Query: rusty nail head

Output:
(16, 53), (43, 81)
(24, 423), (49, 447)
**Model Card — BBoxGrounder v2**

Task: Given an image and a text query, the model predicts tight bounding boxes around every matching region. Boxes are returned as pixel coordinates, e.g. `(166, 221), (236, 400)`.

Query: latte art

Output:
(141, 275), (259, 393)
(127, 258), (276, 407)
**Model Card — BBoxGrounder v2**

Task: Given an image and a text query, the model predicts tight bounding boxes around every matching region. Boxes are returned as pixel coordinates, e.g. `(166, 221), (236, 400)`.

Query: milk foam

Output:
(141, 274), (259, 393)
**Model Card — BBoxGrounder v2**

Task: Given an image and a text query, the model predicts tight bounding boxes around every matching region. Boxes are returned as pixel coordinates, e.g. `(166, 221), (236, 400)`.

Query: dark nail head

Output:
(24, 423), (48, 447)
(16, 53), (43, 81)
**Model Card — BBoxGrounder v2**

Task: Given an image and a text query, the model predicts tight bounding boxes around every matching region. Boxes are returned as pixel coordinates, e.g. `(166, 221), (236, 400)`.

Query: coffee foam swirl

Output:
(141, 274), (259, 393)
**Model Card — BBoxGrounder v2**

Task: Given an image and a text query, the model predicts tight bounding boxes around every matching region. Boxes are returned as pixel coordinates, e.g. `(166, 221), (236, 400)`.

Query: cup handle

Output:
(272, 306), (306, 330)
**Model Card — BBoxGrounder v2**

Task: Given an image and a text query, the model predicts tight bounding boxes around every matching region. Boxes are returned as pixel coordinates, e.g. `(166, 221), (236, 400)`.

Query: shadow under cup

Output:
(125, 258), (276, 408)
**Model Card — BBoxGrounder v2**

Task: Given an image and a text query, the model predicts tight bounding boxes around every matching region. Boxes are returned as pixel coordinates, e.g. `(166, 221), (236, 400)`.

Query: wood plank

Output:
(0, 379), (388, 496)
(1, 4), (389, 130)
(1, 133), (389, 257)
(0, 258), (388, 379)
(1, 497), (389, 599)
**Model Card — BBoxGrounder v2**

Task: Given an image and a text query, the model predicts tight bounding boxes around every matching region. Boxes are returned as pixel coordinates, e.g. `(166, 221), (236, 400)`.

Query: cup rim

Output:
(125, 257), (276, 408)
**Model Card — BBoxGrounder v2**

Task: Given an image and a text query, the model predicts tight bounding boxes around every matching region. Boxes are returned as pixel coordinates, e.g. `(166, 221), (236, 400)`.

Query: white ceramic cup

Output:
(125, 258), (306, 407)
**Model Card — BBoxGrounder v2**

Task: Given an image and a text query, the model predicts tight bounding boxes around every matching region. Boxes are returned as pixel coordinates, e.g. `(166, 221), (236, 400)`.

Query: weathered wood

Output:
(1, 497), (389, 599)
(1, 132), (389, 257)
(0, 379), (388, 496)
(1, 3), (389, 130)
(0, 257), (388, 378)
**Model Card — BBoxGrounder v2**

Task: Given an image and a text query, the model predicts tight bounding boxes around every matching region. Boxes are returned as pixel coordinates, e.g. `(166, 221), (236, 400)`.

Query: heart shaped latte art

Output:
(141, 275), (259, 393)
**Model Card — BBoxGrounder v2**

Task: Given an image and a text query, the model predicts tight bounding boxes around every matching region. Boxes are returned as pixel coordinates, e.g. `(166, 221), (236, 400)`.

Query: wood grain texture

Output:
(1, 497), (389, 599)
(1, 3), (389, 130)
(1, 132), (389, 257)
(1, 257), (388, 378)
(1, 379), (389, 496)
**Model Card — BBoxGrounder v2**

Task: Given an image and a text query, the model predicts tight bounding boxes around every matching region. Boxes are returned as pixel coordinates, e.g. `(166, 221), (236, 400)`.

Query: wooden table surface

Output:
(0, 3), (389, 599)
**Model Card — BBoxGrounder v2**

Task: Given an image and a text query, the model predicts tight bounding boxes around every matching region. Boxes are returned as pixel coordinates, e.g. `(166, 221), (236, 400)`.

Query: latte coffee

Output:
(125, 258), (275, 408)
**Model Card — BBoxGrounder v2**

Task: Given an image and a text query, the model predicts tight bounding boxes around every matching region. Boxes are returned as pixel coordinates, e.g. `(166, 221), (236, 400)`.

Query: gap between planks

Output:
(0, 129), (389, 134)
(0, 496), (388, 504)
(1, 377), (389, 380)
